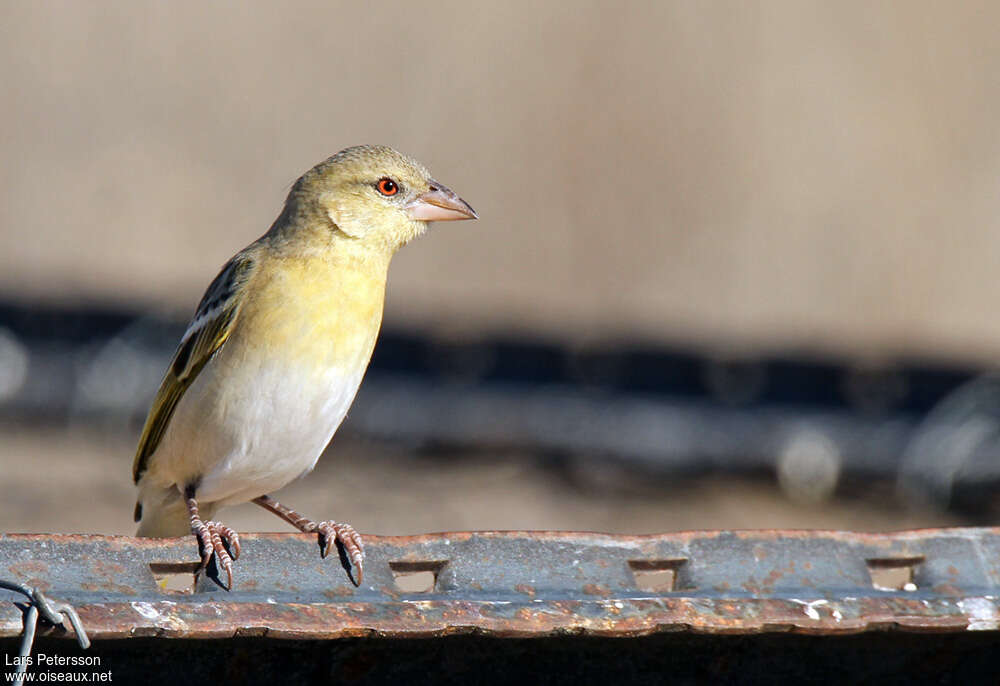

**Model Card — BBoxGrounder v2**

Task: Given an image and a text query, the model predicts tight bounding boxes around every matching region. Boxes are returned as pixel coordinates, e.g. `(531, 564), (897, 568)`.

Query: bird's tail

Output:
(135, 483), (216, 538)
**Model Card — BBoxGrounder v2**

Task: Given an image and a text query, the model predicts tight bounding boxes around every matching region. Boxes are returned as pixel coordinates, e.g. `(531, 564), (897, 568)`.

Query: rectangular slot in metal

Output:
(866, 557), (924, 591)
(149, 561), (200, 594)
(628, 558), (688, 592)
(389, 560), (448, 593)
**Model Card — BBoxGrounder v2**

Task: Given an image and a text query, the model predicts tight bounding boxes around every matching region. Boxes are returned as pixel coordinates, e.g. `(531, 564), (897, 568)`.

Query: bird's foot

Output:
(314, 521), (364, 586)
(251, 496), (364, 586)
(192, 520), (241, 590)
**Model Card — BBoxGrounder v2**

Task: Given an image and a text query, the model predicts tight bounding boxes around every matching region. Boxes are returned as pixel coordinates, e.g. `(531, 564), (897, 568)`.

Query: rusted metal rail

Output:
(2, 528), (999, 640)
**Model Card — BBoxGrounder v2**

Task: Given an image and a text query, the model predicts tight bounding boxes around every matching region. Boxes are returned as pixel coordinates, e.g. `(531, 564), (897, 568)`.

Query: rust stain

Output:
(49, 596), (985, 639)
(932, 583), (962, 596)
(88, 559), (125, 578)
(80, 581), (136, 594)
(515, 584), (536, 596)
(582, 584), (612, 597)
(323, 586), (356, 598)
(7, 560), (49, 576)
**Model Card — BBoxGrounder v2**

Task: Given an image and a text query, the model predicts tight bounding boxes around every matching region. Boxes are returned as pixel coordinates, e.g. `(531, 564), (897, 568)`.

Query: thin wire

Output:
(1, 579), (90, 685)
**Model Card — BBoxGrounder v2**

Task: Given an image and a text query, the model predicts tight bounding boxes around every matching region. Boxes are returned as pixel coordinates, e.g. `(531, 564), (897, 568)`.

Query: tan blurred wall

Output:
(2, 1), (1000, 362)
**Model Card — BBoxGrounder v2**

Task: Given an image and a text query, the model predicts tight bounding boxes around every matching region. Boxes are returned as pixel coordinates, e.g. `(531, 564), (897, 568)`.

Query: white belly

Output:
(145, 348), (366, 507)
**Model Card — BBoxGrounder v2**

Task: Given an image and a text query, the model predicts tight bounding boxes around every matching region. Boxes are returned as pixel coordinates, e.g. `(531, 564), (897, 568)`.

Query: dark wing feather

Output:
(132, 250), (257, 483)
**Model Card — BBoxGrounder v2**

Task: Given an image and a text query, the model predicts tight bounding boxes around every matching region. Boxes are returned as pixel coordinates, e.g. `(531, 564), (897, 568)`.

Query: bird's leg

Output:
(185, 486), (241, 590)
(252, 494), (364, 585)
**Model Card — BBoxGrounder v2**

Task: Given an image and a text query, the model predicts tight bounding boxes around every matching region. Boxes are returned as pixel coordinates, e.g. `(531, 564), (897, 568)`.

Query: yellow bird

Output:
(132, 145), (477, 588)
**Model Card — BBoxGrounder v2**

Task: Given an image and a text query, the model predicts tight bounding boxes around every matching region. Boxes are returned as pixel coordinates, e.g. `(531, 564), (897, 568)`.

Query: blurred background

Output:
(2, 1), (1000, 535)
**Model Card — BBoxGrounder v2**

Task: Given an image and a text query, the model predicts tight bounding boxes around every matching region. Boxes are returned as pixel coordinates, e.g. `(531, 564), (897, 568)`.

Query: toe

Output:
(209, 529), (235, 590)
(337, 524), (365, 586)
(191, 521), (241, 591)
(219, 524), (241, 560)
(317, 522), (336, 559)
(192, 524), (214, 573)
(313, 520), (365, 586)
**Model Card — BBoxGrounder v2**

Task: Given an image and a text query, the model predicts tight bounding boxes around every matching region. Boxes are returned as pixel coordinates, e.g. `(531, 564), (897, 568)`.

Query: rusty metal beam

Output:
(2, 529), (999, 640)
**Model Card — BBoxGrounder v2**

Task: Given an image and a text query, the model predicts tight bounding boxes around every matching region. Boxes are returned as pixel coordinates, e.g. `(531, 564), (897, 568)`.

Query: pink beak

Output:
(405, 181), (478, 222)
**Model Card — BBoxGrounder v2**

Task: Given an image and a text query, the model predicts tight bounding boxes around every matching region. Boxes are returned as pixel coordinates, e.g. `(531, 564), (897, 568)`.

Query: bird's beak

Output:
(405, 181), (478, 222)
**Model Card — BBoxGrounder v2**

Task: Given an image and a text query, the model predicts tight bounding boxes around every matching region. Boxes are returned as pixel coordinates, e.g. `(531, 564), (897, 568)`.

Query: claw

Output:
(192, 520), (240, 590)
(251, 496), (364, 586)
(317, 521), (365, 586)
(217, 523), (241, 560)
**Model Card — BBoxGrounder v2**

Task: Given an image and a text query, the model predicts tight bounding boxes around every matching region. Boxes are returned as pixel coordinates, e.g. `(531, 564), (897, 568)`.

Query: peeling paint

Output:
(790, 599), (828, 621)
(131, 601), (160, 620)
(958, 597), (999, 631)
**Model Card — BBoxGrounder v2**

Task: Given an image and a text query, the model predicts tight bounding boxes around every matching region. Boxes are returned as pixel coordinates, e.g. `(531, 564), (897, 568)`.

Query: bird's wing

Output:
(132, 250), (258, 483)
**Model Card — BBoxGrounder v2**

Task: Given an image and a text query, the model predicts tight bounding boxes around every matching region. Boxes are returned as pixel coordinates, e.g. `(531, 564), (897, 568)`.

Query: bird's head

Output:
(280, 145), (477, 255)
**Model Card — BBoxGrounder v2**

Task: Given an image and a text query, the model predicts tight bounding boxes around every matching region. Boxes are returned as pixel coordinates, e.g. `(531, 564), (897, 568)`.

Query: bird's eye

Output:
(376, 178), (399, 196)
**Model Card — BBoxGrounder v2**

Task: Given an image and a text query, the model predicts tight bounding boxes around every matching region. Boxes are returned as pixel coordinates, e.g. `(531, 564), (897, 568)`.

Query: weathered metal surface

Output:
(2, 529), (999, 640)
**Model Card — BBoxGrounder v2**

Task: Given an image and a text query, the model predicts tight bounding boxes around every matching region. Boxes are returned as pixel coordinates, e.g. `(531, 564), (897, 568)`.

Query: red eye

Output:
(377, 178), (399, 196)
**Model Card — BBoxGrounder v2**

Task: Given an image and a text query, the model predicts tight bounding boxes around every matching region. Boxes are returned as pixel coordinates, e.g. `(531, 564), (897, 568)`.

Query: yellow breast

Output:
(232, 251), (388, 373)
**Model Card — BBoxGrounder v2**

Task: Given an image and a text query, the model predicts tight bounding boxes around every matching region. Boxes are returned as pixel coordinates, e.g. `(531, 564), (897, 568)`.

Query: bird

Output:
(131, 145), (477, 589)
